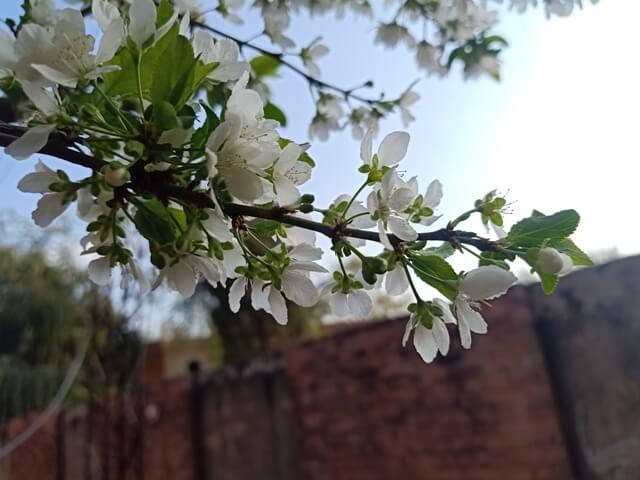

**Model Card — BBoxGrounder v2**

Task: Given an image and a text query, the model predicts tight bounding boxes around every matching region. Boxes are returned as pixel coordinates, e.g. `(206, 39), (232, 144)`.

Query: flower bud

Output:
(536, 247), (572, 275)
(103, 164), (130, 187)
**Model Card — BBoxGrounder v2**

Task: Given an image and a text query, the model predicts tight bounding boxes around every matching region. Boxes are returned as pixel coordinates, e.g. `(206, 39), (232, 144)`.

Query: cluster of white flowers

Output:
(0, 0), (588, 364)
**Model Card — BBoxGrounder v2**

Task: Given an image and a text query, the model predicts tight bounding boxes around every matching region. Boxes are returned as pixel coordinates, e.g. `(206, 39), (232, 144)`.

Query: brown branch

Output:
(191, 22), (380, 106)
(0, 125), (499, 252)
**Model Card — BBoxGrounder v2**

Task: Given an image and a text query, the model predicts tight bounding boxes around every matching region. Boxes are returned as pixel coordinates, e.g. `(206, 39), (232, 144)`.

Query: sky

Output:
(1, 0), (638, 267)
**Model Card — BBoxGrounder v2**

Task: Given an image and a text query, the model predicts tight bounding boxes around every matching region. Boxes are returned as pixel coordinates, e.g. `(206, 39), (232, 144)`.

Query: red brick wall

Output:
(2, 380), (193, 480)
(285, 288), (572, 480)
(2, 288), (581, 480)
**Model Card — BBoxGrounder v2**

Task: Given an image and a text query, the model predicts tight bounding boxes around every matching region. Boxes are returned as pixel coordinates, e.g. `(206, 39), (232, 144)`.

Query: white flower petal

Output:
(388, 216), (418, 242)
(282, 271), (318, 307)
(129, 0), (157, 47)
(88, 256), (111, 286)
(559, 253), (573, 276)
(96, 18), (125, 64)
(385, 265), (409, 296)
(424, 179), (443, 208)
(250, 279), (269, 310)
(201, 211), (233, 241)
(289, 244), (322, 261)
(267, 287), (288, 325)
(21, 81), (57, 116)
(228, 277), (247, 313)
(17, 167), (57, 193)
(377, 131), (410, 166)
(224, 166), (264, 202)
(360, 127), (374, 164)
(434, 298), (457, 325)
(329, 292), (349, 317)
(413, 325), (437, 363)
(274, 176), (301, 206)
(459, 266), (517, 300)
(389, 187), (415, 212)
(347, 290), (372, 317)
(168, 261), (196, 297)
(0, 28), (17, 70)
(32, 192), (69, 227)
(5, 124), (55, 160)
(402, 318), (414, 347)
(92, 0), (121, 32)
(456, 299), (488, 342)
(31, 64), (77, 88)
(432, 317), (450, 355)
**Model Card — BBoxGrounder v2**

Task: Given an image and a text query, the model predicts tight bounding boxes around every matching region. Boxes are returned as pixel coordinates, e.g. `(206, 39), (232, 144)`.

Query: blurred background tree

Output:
(0, 219), (141, 424)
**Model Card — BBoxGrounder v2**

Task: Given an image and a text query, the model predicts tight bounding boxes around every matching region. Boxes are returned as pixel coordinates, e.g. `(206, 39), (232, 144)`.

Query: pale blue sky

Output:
(1, 0), (638, 260)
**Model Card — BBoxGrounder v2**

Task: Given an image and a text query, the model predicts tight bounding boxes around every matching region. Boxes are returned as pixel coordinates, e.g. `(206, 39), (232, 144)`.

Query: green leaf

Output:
(547, 238), (594, 266)
(133, 199), (176, 245)
(539, 272), (559, 295)
(361, 257), (387, 285)
(422, 242), (455, 259)
(250, 55), (280, 78)
(409, 254), (458, 301)
(103, 23), (181, 99)
(156, 0), (174, 27)
(176, 104), (196, 129)
(506, 209), (580, 247)
(102, 47), (137, 97)
(151, 101), (180, 135)
(264, 102), (287, 126)
(250, 220), (281, 236)
(151, 35), (197, 108)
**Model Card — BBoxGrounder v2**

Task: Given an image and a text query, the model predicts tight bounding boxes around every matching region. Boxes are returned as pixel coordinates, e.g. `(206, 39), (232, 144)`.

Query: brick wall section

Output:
(200, 368), (299, 480)
(5, 258), (640, 480)
(4, 413), (58, 480)
(285, 288), (572, 480)
(2, 380), (193, 480)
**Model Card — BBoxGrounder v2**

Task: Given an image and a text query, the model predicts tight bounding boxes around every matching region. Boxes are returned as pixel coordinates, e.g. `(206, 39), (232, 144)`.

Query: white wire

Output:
(0, 334), (90, 459)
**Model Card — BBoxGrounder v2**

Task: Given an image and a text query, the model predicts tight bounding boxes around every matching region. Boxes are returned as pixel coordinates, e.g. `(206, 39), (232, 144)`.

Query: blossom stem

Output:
(402, 260), (423, 303)
(340, 179), (369, 223)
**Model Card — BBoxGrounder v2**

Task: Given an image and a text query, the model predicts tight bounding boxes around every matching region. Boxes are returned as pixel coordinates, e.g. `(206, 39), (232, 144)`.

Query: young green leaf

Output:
(507, 209), (580, 247)
(133, 199), (177, 245)
(409, 254), (458, 300)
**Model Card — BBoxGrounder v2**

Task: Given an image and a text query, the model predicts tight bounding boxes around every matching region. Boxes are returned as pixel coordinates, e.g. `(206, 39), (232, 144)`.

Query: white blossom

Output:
(30, 8), (123, 88)
(464, 55), (500, 81)
(263, 5), (295, 50)
(206, 72), (279, 202)
(452, 266), (518, 348)
(129, 0), (157, 47)
(398, 88), (420, 127)
(17, 160), (70, 227)
(367, 169), (418, 249)
(191, 31), (249, 83)
(301, 37), (329, 79)
(374, 22), (415, 49)
(415, 41), (445, 76)
(271, 142), (312, 205)
(403, 299), (456, 363)
(360, 128), (410, 168)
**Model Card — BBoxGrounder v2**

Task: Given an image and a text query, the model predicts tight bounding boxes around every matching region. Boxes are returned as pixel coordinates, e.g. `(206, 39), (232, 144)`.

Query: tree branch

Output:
(192, 22), (380, 106)
(0, 125), (499, 252)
